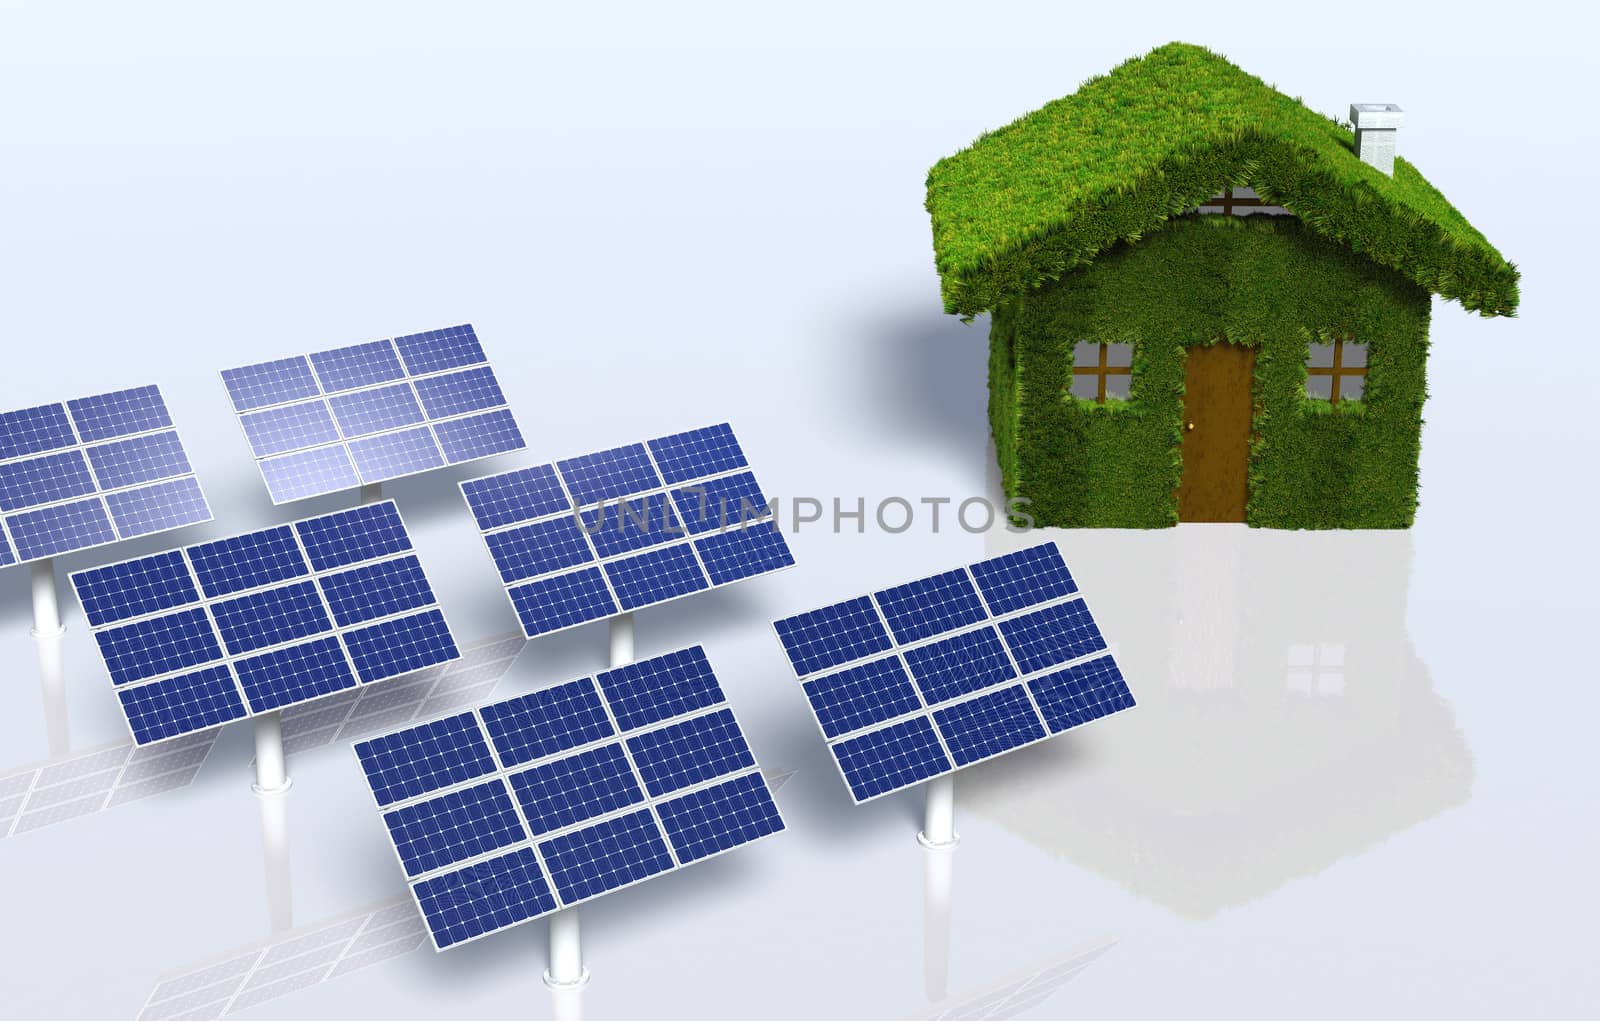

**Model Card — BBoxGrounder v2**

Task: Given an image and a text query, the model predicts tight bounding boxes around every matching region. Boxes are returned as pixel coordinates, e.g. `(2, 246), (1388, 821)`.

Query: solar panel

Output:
(0, 386), (212, 566)
(353, 645), (785, 951)
(460, 423), (794, 639)
(69, 501), (460, 746)
(770, 542), (1135, 803)
(221, 324), (526, 504)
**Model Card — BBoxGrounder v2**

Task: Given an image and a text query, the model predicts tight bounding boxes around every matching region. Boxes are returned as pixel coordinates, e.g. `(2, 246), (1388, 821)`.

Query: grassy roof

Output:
(926, 42), (1519, 318)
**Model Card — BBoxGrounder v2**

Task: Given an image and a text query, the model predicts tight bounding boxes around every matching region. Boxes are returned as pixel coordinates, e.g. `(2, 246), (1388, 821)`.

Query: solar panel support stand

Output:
(922, 831), (955, 1002)
(29, 558), (66, 638)
(37, 628), (69, 756)
(916, 774), (960, 849)
(359, 482), (383, 505)
(251, 712), (293, 795)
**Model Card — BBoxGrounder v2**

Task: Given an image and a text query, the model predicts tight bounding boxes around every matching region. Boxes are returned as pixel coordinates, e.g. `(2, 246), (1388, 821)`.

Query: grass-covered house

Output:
(925, 42), (1519, 527)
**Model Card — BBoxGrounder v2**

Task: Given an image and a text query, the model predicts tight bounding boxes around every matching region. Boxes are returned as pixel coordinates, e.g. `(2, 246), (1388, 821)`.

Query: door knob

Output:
(1186, 422), (1195, 431)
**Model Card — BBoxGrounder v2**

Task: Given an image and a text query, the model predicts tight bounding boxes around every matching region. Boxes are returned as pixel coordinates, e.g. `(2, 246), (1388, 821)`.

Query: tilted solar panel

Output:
(770, 542), (1136, 803)
(353, 644), (785, 951)
(69, 501), (460, 746)
(460, 422), (794, 639)
(221, 324), (526, 504)
(0, 386), (212, 565)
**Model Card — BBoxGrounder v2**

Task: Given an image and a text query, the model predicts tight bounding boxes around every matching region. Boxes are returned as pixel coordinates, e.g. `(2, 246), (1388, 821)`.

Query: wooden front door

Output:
(1177, 342), (1255, 522)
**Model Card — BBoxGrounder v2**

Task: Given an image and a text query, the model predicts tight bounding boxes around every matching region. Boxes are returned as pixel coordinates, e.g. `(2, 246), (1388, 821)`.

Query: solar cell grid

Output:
(462, 422), (792, 639)
(223, 324), (522, 503)
(0, 385), (209, 566)
(770, 542), (1135, 803)
(352, 645), (785, 951)
(70, 500), (459, 746)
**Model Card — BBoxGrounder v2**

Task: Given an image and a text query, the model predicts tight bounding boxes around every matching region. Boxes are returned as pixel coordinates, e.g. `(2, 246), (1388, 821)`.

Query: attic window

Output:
(1306, 338), (1368, 403)
(1070, 342), (1132, 402)
(1196, 186), (1292, 217)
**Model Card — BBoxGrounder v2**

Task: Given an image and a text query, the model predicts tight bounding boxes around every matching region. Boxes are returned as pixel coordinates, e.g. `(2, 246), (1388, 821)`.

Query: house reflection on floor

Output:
(964, 523), (1473, 919)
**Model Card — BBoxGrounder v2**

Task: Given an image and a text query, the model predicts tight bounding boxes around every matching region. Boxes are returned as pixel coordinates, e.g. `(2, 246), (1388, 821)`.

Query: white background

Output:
(1, 2), (1595, 1018)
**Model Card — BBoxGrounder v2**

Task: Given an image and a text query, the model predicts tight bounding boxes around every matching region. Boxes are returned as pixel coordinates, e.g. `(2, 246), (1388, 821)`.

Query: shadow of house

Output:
(960, 525), (1473, 919)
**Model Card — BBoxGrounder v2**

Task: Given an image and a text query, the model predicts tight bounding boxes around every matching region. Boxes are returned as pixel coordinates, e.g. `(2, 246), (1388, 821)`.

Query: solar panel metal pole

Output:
(36, 629), (69, 756)
(917, 774), (959, 849)
(923, 833), (955, 1002)
(544, 612), (633, 989)
(30, 559), (65, 637)
(259, 785), (293, 933)
(252, 712), (291, 795)
(359, 483), (382, 505)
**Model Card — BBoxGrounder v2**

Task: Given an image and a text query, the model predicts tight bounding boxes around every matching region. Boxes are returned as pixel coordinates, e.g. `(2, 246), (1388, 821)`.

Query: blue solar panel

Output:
(0, 450), (97, 511)
(187, 525), (308, 598)
(656, 771), (783, 865)
(66, 385), (173, 442)
(354, 644), (783, 948)
(221, 356), (322, 412)
(0, 403), (77, 461)
(355, 712), (499, 807)
(460, 464), (570, 531)
(508, 569), (618, 637)
(74, 499), (457, 746)
(1026, 655), (1136, 733)
(694, 521), (794, 586)
(6, 498), (117, 561)
(998, 599), (1106, 673)
(969, 543), (1078, 616)
(557, 443), (661, 506)
(259, 445), (362, 504)
(295, 501), (412, 571)
(71, 550), (199, 627)
(507, 744), (644, 835)
(479, 678), (614, 768)
(238, 401), (343, 457)
(93, 607), (224, 685)
(595, 646), (723, 731)
(582, 492), (683, 558)
(901, 627), (1017, 705)
(830, 716), (952, 803)
(85, 432), (192, 490)
(874, 569), (988, 645)
(103, 477), (212, 539)
(227, 325), (519, 503)
(210, 580), (333, 655)
(802, 656), (923, 739)
(392, 324), (486, 376)
(349, 426), (444, 483)
(412, 847), (557, 950)
(0, 529), (12, 567)
(309, 339), (406, 394)
(318, 555), (435, 626)
(435, 408), (525, 464)
(931, 685), (1047, 767)
(344, 609), (459, 683)
(116, 665), (247, 746)
(234, 635), (358, 712)
(647, 423), (748, 485)
(412, 366), (506, 419)
(626, 708), (755, 797)
(672, 471), (770, 534)
(537, 809), (675, 904)
(604, 543), (708, 610)
(486, 517), (593, 583)
(383, 779), (527, 877)
(773, 596), (894, 677)
(328, 383), (425, 438)
(770, 541), (1134, 803)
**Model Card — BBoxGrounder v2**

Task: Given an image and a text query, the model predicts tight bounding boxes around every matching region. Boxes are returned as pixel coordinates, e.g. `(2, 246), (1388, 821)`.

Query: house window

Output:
(1286, 642), (1345, 695)
(1305, 338), (1368, 403)
(1195, 186), (1292, 217)
(1070, 342), (1132, 402)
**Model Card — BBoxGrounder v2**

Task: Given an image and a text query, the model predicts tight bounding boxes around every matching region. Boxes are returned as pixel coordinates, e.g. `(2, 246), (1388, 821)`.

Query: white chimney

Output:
(1350, 103), (1405, 176)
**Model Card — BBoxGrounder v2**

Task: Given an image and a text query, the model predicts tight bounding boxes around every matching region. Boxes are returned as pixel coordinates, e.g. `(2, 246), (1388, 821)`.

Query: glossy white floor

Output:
(2, 4), (1594, 1018)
